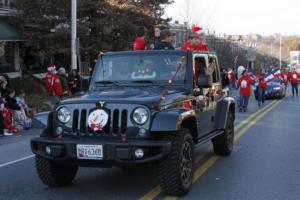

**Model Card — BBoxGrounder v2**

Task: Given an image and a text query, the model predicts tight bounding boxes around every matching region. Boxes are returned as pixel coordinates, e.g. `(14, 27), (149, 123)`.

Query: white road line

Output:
(0, 155), (34, 168)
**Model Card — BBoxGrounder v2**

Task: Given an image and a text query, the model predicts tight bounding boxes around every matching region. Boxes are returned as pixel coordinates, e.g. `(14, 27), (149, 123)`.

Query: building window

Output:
(0, 41), (15, 73)
(0, 0), (15, 8)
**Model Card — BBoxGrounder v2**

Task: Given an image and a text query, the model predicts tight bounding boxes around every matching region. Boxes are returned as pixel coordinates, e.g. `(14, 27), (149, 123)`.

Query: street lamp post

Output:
(279, 35), (282, 69)
(71, 0), (77, 70)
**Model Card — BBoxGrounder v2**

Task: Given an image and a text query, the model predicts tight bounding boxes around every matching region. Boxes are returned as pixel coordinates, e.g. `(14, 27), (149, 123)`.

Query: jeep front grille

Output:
(71, 108), (128, 136)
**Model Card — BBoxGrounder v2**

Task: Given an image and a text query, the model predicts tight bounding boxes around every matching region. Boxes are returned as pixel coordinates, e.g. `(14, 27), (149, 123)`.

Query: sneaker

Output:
(239, 108), (242, 112)
(4, 132), (13, 136)
(243, 108), (247, 112)
(4, 129), (13, 136)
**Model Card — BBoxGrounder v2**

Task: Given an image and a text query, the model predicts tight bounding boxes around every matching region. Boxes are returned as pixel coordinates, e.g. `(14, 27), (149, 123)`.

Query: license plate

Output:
(76, 144), (103, 160)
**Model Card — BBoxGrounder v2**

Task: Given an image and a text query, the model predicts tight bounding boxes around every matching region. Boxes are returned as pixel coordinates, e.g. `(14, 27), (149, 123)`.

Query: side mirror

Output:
(198, 74), (212, 88)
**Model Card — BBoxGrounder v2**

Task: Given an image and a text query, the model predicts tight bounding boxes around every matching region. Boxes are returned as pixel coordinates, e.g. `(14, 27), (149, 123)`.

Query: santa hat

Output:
(192, 25), (202, 33)
(47, 64), (56, 72)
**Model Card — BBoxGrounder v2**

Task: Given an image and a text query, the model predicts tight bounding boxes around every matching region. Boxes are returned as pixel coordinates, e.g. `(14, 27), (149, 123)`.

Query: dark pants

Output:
(239, 95), (250, 110)
(258, 88), (265, 105)
(0, 113), (4, 135)
(292, 84), (298, 97)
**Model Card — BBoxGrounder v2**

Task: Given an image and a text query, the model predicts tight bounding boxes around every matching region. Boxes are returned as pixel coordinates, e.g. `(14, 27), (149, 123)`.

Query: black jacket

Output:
(154, 41), (175, 50)
(5, 96), (21, 111)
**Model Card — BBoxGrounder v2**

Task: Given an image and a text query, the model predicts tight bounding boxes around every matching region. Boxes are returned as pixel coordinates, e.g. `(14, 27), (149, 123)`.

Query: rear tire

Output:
(35, 155), (78, 187)
(158, 129), (194, 196)
(212, 111), (234, 156)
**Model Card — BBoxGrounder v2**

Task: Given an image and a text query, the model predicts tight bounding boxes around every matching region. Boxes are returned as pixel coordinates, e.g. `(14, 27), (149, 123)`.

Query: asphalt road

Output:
(1, 93), (300, 200)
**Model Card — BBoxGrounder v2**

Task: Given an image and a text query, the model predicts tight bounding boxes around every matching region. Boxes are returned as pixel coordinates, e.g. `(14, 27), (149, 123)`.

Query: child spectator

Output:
(5, 89), (26, 130)
(16, 90), (29, 113)
(0, 91), (17, 134)
(16, 90), (31, 129)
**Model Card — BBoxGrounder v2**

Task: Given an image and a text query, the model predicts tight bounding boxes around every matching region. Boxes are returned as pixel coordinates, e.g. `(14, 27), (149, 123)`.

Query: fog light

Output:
(134, 148), (144, 159)
(56, 127), (63, 135)
(138, 128), (147, 138)
(45, 146), (51, 155)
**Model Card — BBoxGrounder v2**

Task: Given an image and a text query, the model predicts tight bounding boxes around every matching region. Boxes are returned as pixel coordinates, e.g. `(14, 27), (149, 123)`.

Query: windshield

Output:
(91, 53), (186, 85)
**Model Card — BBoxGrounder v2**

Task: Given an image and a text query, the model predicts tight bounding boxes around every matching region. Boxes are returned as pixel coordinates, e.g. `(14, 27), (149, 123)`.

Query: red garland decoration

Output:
(156, 55), (187, 109)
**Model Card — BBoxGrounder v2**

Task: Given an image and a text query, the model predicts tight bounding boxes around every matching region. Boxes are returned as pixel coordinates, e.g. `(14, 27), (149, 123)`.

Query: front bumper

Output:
(31, 137), (171, 166)
(265, 90), (282, 97)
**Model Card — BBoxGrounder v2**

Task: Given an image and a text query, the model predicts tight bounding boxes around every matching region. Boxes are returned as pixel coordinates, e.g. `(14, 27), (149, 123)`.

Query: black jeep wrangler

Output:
(31, 50), (235, 196)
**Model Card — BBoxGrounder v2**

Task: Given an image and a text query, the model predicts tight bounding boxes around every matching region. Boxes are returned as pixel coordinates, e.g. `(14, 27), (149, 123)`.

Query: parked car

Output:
(31, 50), (235, 196)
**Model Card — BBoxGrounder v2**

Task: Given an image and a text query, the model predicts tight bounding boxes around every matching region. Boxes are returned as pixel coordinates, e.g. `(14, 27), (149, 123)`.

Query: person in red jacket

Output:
(289, 68), (300, 98)
(257, 76), (267, 106)
(181, 32), (209, 51)
(45, 64), (63, 109)
(237, 70), (254, 112)
(281, 68), (289, 94)
(133, 26), (147, 51)
(227, 68), (236, 90)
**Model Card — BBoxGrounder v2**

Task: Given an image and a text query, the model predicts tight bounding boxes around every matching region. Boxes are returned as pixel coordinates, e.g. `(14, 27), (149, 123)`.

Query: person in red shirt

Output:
(289, 68), (300, 98)
(257, 75), (267, 106)
(181, 33), (209, 51)
(133, 26), (147, 51)
(227, 68), (236, 90)
(45, 64), (63, 109)
(237, 70), (254, 112)
(281, 68), (289, 94)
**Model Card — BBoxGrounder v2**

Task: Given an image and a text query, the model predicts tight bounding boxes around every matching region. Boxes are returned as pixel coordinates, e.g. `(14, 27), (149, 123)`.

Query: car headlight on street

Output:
(57, 107), (71, 123)
(132, 107), (149, 125)
(273, 87), (281, 90)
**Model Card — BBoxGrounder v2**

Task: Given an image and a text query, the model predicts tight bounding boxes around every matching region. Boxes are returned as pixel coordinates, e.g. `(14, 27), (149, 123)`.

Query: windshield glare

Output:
(92, 54), (186, 84)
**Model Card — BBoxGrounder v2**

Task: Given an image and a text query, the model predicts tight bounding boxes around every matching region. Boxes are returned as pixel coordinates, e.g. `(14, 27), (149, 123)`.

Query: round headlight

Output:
(132, 107), (149, 125)
(57, 107), (71, 123)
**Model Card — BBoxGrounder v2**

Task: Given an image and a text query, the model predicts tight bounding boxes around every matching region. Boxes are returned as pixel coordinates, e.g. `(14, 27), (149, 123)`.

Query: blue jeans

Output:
(292, 84), (298, 97)
(258, 88), (265, 104)
(239, 95), (250, 110)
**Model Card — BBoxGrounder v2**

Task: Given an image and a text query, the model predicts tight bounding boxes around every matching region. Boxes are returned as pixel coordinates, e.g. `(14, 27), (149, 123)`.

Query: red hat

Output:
(47, 64), (56, 72)
(192, 26), (202, 33)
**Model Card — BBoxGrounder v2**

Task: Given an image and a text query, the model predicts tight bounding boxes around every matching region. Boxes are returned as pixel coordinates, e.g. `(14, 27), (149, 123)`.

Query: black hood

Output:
(61, 87), (188, 108)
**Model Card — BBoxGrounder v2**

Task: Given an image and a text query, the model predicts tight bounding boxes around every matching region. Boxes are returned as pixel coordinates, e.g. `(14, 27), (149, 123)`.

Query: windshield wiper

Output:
(95, 80), (124, 87)
(130, 80), (155, 84)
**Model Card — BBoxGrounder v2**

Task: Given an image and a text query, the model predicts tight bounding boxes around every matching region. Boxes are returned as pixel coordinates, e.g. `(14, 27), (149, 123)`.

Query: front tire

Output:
(158, 129), (194, 196)
(212, 111), (234, 156)
(35, 155), (78, 187)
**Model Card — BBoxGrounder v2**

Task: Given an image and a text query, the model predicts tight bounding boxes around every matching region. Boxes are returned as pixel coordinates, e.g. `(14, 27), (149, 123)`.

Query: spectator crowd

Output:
(0, 63), (84, 137)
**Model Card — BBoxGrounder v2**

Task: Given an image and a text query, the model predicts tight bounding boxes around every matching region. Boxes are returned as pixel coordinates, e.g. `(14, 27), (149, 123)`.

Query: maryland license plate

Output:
(76, 144), (103, 160)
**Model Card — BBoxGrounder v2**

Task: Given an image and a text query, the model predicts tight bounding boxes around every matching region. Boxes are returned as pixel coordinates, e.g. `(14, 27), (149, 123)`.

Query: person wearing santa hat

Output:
(45, 64), (63, 109)
(181, 26), (209, 51)
(289, 68), (300, 98)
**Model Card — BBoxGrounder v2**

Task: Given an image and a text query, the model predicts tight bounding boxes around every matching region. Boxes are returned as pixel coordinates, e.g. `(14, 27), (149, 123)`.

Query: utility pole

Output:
(71, 0), (77, 70)
(279, 35), (282, 69)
